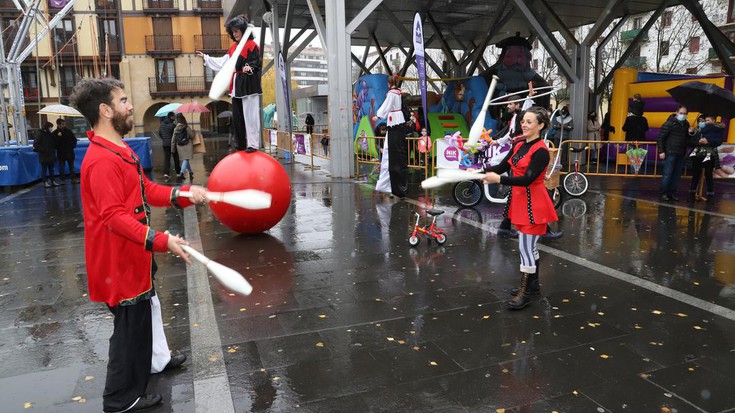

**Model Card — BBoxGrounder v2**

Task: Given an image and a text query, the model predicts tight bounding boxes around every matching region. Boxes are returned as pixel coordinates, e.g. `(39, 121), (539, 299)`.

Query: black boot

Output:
(511, 259), (540, 296)
(507, 272), (532, 310)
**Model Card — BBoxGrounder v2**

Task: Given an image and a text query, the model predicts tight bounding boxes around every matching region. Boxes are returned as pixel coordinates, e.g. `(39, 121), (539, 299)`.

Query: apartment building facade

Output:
(1, 0), (231, 136)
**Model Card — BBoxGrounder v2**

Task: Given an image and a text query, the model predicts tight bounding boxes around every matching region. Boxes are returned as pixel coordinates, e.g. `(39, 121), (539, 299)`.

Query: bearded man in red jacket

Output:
(70, 78), (207, 413)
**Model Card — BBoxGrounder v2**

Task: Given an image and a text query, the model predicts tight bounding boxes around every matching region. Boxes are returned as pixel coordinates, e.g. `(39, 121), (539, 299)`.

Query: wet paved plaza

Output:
(2, 137), (735, 412)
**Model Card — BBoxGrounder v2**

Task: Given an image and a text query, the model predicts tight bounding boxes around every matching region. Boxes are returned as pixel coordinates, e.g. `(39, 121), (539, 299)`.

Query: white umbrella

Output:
(155, 103), (182, 117)
(38, 104), (84, 117)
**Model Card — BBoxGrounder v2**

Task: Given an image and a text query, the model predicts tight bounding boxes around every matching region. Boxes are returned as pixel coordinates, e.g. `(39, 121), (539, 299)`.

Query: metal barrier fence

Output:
(555, 139), (662, 177)
(261, 129), (330, 171)
(354, 136), (430, 180)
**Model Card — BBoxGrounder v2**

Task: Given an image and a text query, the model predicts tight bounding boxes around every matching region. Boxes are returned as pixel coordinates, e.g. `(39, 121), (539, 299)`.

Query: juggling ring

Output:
(487, 88), (561, 106)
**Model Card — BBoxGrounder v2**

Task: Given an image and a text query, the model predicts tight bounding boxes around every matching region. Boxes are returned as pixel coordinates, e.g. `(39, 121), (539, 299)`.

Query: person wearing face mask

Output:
(688, 114), (724, 203)
(550, 105), (573, 147)
(657, 105), (700, 202)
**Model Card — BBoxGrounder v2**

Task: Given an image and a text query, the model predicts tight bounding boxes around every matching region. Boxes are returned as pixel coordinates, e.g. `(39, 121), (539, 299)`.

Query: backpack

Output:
(175, 128), (190, 146)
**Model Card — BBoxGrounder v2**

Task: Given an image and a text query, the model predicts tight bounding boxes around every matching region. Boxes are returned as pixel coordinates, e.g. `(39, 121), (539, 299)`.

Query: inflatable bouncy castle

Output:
(609, 68), (735, 143)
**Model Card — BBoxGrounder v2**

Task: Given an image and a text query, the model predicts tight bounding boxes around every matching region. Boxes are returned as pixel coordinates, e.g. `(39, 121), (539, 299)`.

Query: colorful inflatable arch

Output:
(610, 68), (735, 143)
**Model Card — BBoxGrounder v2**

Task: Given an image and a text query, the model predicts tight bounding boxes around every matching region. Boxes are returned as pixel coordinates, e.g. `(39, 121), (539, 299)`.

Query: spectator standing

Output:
(586, 110), (601, 161)
(688, 114), (724, 203)
(550, 105), (573, 147)
(33, 121), (60, 187)
(622, 112), (649, 142)
(629, 93), (645, 116)
(172, 113), (195, 182)
(53, 118), (78, 182)
(158, 112), (179, 181)
(304, 113), (315, 134)
(657, 105), (700, 202)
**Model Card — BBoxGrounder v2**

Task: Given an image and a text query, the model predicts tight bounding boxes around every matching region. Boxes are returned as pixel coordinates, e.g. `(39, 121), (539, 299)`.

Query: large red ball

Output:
(207, 151), (291, 233)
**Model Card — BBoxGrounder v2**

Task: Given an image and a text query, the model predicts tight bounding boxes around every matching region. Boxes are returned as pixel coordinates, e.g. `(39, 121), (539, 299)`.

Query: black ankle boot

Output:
(507, 272), (532, 310)
(511, 259), (540, 296)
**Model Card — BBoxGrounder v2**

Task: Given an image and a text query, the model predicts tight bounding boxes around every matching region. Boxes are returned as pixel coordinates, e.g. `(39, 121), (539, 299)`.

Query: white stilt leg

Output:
(150, 294), (171, 373)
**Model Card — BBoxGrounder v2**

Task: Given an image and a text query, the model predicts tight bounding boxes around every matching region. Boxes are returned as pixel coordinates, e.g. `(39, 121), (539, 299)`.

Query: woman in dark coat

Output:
(33, 122), (60, 187)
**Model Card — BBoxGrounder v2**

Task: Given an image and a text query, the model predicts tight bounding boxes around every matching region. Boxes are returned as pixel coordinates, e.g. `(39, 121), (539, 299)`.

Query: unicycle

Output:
(563, 146), (589, 196)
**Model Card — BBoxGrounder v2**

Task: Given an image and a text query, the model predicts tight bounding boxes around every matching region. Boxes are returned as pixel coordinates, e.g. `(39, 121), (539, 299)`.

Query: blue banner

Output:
(413, 13), (428, 132)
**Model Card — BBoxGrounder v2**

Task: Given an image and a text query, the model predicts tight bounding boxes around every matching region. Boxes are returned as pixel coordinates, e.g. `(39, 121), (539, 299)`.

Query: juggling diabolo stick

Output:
(466, 75), (500, 148)
(208, 25), (255, 100)
(177, 189), (272, 210)
(181, 245), (253, 296)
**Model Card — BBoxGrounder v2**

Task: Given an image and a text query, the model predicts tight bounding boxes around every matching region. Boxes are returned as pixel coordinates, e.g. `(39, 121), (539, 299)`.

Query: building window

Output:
(53, 18), (75, 53)
(533, 39), (539, 49)
(532, 59), (538, 70)
(633, 17), (642, 29)
(155, 59), (175, 83)
(691, 13), (697, 22)
(660, 40), (670, 56)
(546, 57), (553, 68)
(663, 11), (673, 27)
(729, 0), (735, 23)
(685, 67), (698, 74)
(689, 36), (700, 53)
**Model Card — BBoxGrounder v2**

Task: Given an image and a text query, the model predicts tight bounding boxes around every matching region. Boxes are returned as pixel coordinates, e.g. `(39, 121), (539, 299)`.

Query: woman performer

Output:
(197, 15), (261, 152)
(480, 107), (558, 310)
(372, 74), (409, 198)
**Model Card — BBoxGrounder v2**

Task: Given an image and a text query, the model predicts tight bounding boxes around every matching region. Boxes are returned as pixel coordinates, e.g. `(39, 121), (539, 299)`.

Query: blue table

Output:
(0, 137), (153, 186)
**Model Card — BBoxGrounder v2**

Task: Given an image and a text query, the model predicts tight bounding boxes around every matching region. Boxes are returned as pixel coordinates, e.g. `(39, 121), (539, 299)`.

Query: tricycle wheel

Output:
(435, 233), (447, 245)
(408, 235), (420, 246)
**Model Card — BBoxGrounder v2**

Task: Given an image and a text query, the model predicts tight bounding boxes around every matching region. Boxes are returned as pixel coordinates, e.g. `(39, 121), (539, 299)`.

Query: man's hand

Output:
(165, 232), (192, 265)
(242, 64), (253, 74)
(699, 138), (708, 145)
(195, 51), (204, 58)
(187, 185), (208, 204)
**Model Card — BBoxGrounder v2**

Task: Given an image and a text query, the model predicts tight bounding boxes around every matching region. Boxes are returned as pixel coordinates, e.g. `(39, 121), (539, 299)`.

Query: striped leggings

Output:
(518, 232), (540, 273)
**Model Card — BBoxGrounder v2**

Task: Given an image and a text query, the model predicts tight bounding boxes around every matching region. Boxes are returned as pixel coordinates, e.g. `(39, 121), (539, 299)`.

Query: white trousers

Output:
(241, 95), (261, 149)
(150, 295), (171, 373)
(375, 137), (392, 193)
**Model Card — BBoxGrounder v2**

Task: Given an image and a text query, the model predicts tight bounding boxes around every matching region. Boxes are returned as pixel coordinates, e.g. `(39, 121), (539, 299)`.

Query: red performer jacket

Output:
(227, 39), (262, 98)
(506, 138), (558, 232)
(81, 133), (194, 307)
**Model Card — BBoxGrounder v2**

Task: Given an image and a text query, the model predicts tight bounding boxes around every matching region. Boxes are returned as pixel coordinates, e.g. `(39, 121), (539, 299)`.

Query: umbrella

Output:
(217, 110), (233, 118)
(298, 112), (314, 117)
(625, 147), (648, 174)
(154, 103), (182, 117)
(175, 101), (211, 114)
(667, 81), (735, 118)
(38, 104), (83, 117)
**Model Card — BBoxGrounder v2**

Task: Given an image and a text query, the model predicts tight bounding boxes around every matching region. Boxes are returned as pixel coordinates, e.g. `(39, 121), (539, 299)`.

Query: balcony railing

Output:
(54, 40), (77, 57)
(23, 87), (39, 102)
(621, 29), (648, 42)
(143, 0), (178, 13)
(100, 35), (122, 55)
(59, 80), (76, 97)
(624, 56), (647, 68)
(145, 35), (182, 55)
(0, 0), (18, 13)
(194, 34), (230, 53)
(95, 0), (116, 10)
(192, 0), (221, 12)
(148, 76), (212, 97)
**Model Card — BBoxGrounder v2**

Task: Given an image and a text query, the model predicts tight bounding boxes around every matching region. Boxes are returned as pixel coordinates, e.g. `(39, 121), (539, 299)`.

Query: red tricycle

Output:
(408, 209), (447, 246)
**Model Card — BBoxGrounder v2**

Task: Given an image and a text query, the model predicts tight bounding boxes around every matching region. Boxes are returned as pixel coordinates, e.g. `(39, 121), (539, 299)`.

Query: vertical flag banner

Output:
(413, 12), (427, 132)
(278, 52), (292, 132)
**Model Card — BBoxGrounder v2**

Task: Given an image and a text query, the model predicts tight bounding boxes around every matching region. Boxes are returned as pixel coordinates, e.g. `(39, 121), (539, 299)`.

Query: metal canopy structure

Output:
(225, 0), (731, 178)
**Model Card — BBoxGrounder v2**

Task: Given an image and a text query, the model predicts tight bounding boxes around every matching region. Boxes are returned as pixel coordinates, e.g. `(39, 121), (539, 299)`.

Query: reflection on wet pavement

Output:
(1, 137), (735, 412)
